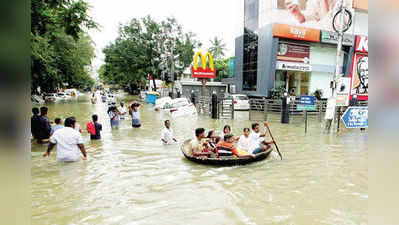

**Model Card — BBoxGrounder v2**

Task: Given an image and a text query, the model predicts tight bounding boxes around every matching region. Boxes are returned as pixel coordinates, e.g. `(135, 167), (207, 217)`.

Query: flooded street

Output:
(31, 94), (367, 225)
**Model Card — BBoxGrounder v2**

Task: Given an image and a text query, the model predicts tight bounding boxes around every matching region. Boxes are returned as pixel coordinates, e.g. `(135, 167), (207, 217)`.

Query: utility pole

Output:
(170, 40), (175, 98)
(326, 0), (346, 131)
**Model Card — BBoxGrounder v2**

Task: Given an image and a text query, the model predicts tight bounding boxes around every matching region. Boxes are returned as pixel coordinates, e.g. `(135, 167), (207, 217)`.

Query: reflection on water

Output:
(31, 94), (367, 225)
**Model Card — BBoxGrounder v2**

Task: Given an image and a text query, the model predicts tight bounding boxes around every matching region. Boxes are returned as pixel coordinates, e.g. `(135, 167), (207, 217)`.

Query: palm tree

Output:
(208, 37), (226, 60)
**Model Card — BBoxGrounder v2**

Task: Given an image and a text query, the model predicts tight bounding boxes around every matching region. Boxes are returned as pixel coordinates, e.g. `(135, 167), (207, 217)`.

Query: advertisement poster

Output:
(336, 77), (351, 106)
(261, 0), (354, 32)
(277, 42), (310, 63)
(350, 54), (368, 98)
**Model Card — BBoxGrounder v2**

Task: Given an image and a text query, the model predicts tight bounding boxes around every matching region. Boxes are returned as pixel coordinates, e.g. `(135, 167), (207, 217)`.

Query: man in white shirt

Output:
(237, 128), (251, 152)
(43, 117), (87, 162)
(248, 122), (268, 153)
(118, 102), (127, 120)
(161, 120), (177, 145)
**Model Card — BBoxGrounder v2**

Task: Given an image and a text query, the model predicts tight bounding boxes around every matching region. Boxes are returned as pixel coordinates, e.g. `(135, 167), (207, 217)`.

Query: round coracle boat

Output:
(181, 139), (272, 166)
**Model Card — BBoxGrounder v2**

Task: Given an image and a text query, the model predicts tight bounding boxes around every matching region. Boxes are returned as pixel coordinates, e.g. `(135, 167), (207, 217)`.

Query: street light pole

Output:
(326, 0), (345, 131)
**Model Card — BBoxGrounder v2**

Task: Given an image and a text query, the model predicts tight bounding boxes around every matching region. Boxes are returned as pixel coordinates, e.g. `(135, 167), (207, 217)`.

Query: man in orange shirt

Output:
(216, 134), (255, 158)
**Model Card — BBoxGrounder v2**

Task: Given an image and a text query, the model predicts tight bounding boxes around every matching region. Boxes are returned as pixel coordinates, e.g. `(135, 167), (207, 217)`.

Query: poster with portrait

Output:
(350, 53), (368, 100)
(260, 0), (354, 32)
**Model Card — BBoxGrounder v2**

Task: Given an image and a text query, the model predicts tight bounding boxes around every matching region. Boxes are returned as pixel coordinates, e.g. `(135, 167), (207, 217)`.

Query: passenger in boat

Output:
(190, 128), (211, 157)
(248, 122), (268, 153)
(161, 120), (177, 144)
(207, 130), (217, 148)
(216, 134), (255, 158)
(237, 128), (251, 153)
(129, 102), (142, 128)
(252, 140), (274, 154)
(220, 125), (231, 141)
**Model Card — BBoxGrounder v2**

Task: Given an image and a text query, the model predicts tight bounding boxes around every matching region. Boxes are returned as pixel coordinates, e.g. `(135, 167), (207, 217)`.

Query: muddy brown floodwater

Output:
(31, 94), (367, 225)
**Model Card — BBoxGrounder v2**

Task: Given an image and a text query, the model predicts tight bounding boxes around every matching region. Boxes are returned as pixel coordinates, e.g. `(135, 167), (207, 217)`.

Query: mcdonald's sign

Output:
(191, 52), (216, 78)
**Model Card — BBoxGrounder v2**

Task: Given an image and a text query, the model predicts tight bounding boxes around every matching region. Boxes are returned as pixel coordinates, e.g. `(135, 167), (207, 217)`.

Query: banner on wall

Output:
(277, 42), (310, 63)
(273, 23), (320, 42)
(263, 0), (354, 32)
(350, 36), (368, 100)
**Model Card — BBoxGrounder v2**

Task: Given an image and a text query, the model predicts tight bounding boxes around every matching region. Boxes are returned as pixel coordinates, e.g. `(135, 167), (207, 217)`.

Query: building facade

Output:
(235, 0), (368, 99)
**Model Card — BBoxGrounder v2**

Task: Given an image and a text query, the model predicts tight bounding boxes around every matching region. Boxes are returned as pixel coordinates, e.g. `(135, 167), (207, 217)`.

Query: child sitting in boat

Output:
(216, 134), (255, 159)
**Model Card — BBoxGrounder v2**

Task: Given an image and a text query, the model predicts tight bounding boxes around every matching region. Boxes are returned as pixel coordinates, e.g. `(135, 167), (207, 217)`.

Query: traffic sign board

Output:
(341, 107), (368, 128)
(297, 105), (317, 111)
(299, 95), (315, 105)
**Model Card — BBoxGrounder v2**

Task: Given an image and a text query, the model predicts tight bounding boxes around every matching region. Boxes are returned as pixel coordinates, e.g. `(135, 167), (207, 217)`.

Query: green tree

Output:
(213, 58), (231, 82)
(208, 37), (226, 60)
(31, 0), (97, 93)
(99, 16), (201, 90)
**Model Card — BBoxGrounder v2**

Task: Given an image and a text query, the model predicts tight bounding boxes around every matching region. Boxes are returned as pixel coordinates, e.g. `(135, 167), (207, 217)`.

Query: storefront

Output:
(236, 24), (355, 98)
(350, 35), (368, 101)
(272, 24), (352, 98)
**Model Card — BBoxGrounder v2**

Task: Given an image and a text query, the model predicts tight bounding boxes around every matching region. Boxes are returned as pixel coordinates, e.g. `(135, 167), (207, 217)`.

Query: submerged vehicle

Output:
(180, 139), (272, 166)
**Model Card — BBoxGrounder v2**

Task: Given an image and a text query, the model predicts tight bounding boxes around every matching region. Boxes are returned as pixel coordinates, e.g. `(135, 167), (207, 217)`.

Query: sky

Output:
(87, 0), (244, 77)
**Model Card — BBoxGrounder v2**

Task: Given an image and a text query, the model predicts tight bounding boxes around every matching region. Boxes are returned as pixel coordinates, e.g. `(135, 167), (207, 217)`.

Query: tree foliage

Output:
(208, 37), (226, 60)
(99, 16), (201, 89)
(31, 0), (97, 93)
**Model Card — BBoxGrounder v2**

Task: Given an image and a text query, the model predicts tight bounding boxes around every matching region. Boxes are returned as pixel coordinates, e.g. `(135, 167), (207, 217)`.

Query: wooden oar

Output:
(265, 123), (283, 160)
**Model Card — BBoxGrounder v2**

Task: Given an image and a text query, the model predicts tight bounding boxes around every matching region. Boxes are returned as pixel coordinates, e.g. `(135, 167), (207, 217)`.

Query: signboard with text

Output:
(297, 95), (316, 111)
(191, 52), (216, 79)
(277, 42), (310, 63)
(320, 30), (355, 46)
(350, 35), (368, 101)
(336, 77), (351, 106)
(341, 107), (368, 128)
(276, 61), (312, 72)
(273, 23), (320, 42)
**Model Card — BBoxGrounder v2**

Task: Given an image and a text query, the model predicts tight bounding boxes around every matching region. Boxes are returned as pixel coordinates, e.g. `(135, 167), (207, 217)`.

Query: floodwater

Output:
(31, 94), (367, 225)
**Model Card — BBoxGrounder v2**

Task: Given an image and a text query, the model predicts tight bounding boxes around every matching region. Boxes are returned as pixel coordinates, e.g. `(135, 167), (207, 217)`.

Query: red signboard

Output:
(273, 23), (320, 42)
(355, 36), (368, 53)
(350, 35), (368, 101)
(350, 53), (368, 100)
(277, 42), (310, 64)
(192, 52), (216, 79)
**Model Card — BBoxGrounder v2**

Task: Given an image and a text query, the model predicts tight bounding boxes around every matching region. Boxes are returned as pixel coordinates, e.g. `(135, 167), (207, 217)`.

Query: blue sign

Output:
(341, 107), (368, 128)
(299, 95), (315, 105)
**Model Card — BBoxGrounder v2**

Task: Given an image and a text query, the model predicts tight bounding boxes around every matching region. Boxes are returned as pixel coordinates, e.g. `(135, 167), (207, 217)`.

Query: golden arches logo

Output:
(192, 52), (216, 78)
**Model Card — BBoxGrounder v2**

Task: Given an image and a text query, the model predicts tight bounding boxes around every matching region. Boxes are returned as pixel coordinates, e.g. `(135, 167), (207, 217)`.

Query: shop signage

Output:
(355, 36), (368, 53)
(277, 43), (310, 64)
(350, 35), (368, 101)
(336, 77), (351, 106)
(341, 107), (368, 129)
(191, 52), (216, 78)
(276, 61), (312, 72)
(273, 23), (320, 42)
(320, 31), (354, 46)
